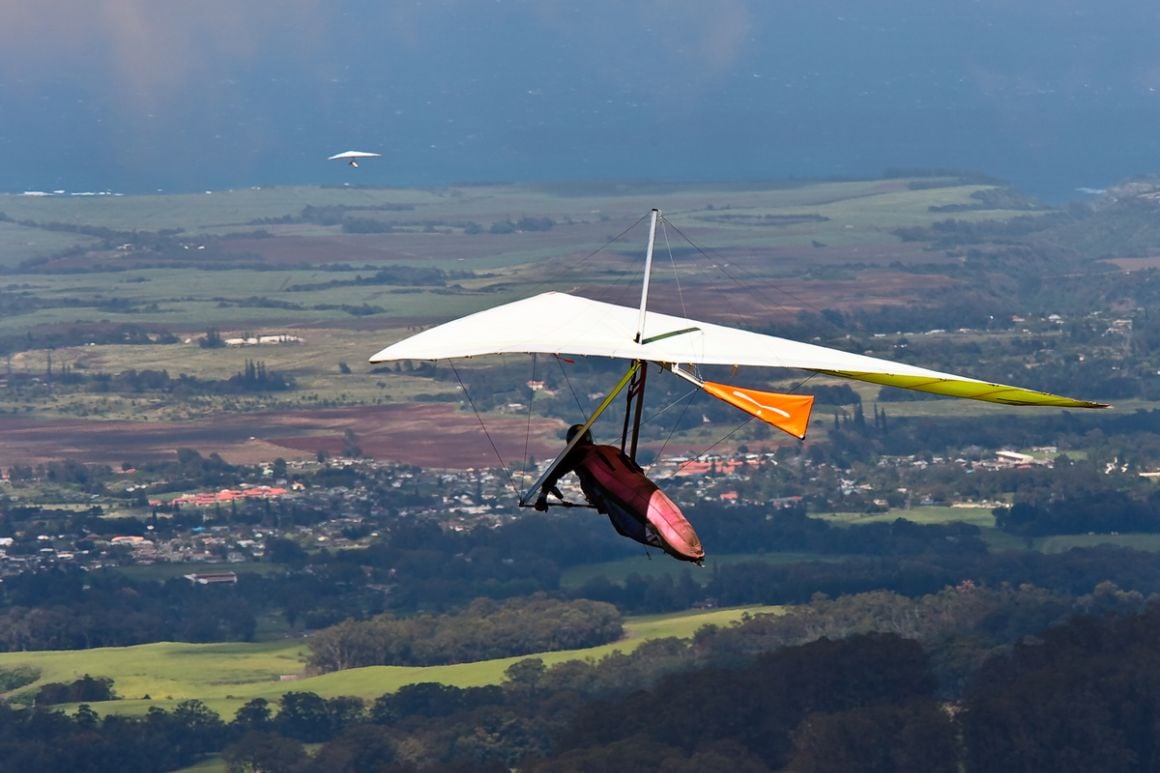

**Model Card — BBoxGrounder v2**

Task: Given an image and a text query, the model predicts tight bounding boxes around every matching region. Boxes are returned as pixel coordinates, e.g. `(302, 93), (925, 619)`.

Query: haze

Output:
(3, 0), (1159, 198)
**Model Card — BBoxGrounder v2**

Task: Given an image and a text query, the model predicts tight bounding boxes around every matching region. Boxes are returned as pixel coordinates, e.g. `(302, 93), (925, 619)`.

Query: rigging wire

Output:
(660, 217), (842, 398)
(577, 212), (652, 266)
(661, 218), (825, 316)
(658, 215), (689, 320)
(520, 353), (538, 485)
(651, 386), (699, 466)
(573, 211), (684, 312)
(646, 385), (703, 424)
(653, 417), (757, 484)
(516, 212), (653, 304)
(554, 354), (587, 417)
(447, 359), (523, 500)
(639, 365), (767, 479)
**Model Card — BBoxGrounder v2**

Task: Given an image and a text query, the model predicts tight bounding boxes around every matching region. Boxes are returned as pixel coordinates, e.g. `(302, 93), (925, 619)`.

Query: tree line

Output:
(307, 595), (622, 671)
(49, 362), (294, 394)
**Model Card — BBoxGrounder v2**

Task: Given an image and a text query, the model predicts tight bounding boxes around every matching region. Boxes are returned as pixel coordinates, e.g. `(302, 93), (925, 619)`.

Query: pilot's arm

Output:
(534, 484), (564, 511)
(535, 451), (578, 510)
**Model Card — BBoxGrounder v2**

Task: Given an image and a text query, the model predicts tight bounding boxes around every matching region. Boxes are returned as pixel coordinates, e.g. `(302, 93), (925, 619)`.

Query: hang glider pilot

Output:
(535, 425), (705, 565)
(327, 150), (382, 168)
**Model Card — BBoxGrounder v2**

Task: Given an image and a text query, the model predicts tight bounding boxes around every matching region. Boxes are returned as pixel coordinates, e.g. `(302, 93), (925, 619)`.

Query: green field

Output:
(814, 505), (998, 529)
(0, 605), (782, 719)
(1034, 532), (1160, 554)
(108, 562), (284, 582)
(812, 507), (1160, 555)
(0, 187), (450, 234)
(817, 506), (1027, 551)
(559, 551), (835, 588)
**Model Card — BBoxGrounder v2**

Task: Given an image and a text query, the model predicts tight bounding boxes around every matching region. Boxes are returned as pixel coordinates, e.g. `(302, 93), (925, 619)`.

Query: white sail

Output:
(328, 150), (382, 160)
(369, 292), (1106, 409)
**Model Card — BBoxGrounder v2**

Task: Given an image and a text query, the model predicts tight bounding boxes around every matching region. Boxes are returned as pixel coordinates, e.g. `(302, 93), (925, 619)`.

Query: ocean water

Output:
(3, 1), (1159, 200)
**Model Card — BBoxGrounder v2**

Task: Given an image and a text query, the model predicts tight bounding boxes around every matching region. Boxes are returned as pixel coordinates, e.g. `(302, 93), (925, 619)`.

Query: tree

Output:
(74, 703), (100, 730)
(35, 674), (116, 706)
(232, 698), (273, 733)
(326, 695), (365, 733)
(199, 328), (225, 349)
(307, 725), (396, 773)
(787, 700), (959, 773)
(222, 731), (306, 773)
(504, 658), (546, 696)
(265, 537), (307, 567)
(381, 682), (466, 720)
(341, 429), (362, 458)
(276, 691), (333, 743)
(172, 699), (227, 758)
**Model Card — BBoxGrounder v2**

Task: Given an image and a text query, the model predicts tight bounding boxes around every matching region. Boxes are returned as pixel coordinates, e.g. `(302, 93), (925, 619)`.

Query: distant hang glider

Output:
(369, 209), (1107, 561)
(328, 150), (382, 168)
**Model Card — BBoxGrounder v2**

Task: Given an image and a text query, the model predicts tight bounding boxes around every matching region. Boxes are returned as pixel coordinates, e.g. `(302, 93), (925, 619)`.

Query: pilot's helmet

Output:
(567, 424), (593, 445)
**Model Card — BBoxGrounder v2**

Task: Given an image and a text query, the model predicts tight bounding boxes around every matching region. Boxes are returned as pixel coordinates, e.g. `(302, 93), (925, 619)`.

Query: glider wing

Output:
(368, 291), (1107, 410)
(328, 150), (382, 161)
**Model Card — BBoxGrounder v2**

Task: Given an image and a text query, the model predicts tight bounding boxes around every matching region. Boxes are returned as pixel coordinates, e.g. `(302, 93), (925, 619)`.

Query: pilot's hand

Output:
(534, 494), (549, 512)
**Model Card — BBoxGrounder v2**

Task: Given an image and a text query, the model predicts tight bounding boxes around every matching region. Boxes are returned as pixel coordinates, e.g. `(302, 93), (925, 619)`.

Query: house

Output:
(995, 450), (1036, 466)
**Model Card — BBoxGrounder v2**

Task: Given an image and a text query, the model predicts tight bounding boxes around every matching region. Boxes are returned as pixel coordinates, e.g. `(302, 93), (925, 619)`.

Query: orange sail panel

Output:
(702, 382), (815, 439)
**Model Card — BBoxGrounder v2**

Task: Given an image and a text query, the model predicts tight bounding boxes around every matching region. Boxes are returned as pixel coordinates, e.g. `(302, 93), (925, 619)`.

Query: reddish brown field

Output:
(1106, 256), (1160, 271)
(219, 221), (612, 267)
(0, 405), (565, 470)
(578, 272), (959, 326)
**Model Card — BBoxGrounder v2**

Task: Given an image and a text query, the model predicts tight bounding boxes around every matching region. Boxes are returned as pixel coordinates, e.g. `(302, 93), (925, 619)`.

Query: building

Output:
(183, 571), (239, 585)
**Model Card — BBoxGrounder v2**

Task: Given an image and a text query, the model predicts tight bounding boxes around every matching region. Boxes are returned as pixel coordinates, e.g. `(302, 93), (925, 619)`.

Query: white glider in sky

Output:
(328, 150), (382, 168)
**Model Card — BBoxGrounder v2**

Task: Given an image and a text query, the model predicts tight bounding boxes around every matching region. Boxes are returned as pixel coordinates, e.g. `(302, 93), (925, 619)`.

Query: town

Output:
(0, 442), (1074, 580)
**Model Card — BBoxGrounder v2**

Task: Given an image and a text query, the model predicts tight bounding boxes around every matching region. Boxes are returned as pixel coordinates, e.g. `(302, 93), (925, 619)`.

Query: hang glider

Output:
(368, 209), (1107, 561)
(328, 150), (382, 168)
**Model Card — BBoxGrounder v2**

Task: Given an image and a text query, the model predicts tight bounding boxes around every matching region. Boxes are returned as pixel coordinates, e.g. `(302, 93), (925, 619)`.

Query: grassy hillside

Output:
(0, 605), (782, 719)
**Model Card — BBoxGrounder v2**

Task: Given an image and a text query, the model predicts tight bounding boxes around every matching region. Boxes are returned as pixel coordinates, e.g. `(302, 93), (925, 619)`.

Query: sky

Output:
(3, 0), (1160, 198)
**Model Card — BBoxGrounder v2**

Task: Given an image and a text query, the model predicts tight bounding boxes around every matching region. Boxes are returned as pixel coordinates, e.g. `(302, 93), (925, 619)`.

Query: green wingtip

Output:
(819, 370), (1109, 409)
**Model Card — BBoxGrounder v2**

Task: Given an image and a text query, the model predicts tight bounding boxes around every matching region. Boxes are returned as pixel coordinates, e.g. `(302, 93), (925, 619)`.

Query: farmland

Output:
(0, 176), (1082, 469)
